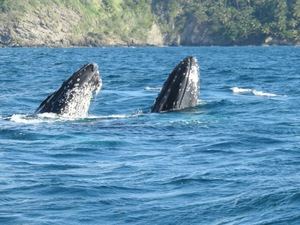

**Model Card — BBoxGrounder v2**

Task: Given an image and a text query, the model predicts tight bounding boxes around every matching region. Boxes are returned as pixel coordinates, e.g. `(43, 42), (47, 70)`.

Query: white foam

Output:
(252, 90), (277, 97)
(8, 111), (143, 124)
(10, 113), (72, 124)
(231, 87), (252, 94)
(144, 86), (161, 91)
(231, 87), (277, 97)
(88, 114), (130, 119)
(89, 111), (143, 120)
(36, 112), (59, 119)
(197, 99), (206, 105)
(10, 114), (47, 124)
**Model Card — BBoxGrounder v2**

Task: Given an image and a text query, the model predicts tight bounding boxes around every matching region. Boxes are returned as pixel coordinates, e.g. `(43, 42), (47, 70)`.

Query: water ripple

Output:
(0, 47), (300, 224)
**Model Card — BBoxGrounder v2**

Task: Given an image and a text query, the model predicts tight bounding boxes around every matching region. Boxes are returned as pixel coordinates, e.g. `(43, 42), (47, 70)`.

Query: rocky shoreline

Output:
(1, 23), (298, 48)
(1, 1), (299, 48)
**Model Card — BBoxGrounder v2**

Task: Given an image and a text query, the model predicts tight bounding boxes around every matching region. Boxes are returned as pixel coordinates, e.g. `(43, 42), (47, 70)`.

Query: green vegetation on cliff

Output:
(0, 0), (299, 46)
(0, 0), (157, 46)
(153, 0), (300, 45)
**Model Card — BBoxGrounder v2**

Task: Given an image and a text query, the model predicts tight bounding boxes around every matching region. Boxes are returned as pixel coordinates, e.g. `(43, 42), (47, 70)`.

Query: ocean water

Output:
(0, 46), (300, 225)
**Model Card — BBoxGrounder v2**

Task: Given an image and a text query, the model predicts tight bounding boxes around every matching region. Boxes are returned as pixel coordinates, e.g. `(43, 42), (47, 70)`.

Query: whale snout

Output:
(92, 63), (98, 72)
(75, 63), (101, 91)
(85, 63), (98, 73)
(79, 63), (99, 79)
(182, 56), (197, 69)
(189, 56), (197, 66)
(151, 56), (200, 113)
(35, 63), (102, 117)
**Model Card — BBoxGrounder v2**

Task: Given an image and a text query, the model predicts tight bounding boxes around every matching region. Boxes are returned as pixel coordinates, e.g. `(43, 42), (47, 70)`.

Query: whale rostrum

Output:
(151, 56), (200, 113)
(35, 63), (101, 118)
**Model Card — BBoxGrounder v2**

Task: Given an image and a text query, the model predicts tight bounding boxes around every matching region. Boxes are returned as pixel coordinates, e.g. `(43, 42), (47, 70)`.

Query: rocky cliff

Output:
(0, 0), (299, 47)
(0, 0), (164, 47)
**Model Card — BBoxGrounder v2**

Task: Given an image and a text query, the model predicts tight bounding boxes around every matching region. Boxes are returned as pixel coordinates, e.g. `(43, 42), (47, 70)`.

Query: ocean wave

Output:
(9, 114), (61, 124)
(233, 188), (299, 211)
(252, 90), (277, 97)
(199, 99), (232, 110)
(231, 87), (278, 97)
(88, 114), (130, 119)
(9, 111), (143, 124)
(164, 175), (224, 185)
(231, 87), (253, 94)
(88, 112), (143, 120)
(144, 86), (161, 91)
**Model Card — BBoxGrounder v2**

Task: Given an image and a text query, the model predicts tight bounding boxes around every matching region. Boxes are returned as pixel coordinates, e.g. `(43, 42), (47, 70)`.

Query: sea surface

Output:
(0, 46), (300, 225)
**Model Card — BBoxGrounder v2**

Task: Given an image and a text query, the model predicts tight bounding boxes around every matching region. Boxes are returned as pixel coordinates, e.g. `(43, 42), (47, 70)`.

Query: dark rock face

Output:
(180, 17), (214, 46)
(0, 1), (298, 47)
(0, 29), (12, 45)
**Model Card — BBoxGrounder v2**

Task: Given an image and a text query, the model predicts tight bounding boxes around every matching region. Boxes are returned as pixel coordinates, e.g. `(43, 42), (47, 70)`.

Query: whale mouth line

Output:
(178, 58), (192, 108)
(93, 70), (102, 95)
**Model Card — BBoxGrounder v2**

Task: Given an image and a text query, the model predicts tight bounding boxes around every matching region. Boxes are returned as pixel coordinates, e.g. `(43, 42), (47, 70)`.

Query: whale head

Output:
(151, 56), (200, 113)
(35, 63), (102, 118)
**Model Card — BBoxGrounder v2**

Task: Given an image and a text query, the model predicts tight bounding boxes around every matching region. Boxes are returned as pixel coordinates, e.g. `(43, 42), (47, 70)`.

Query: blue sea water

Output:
(0, 46), (300, 225)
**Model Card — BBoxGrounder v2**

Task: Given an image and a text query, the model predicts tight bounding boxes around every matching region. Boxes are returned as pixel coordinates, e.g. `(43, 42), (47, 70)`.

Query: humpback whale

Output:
(151, 56), (200, 113)
(35, 63), (101, 118)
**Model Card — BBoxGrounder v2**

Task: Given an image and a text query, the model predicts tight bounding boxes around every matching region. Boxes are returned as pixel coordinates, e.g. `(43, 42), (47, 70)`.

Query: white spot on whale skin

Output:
(77, 78), (80, 82)
(95, 78), (102, 95)
(58, 76), (101, 118)
(188, 64), (200, 85)
(178, 61), (199, 109)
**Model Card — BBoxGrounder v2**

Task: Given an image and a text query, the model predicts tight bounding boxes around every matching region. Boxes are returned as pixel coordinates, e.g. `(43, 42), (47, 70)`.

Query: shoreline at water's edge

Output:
(1, 1), (299, 50)
(0, 43), (300, 48)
